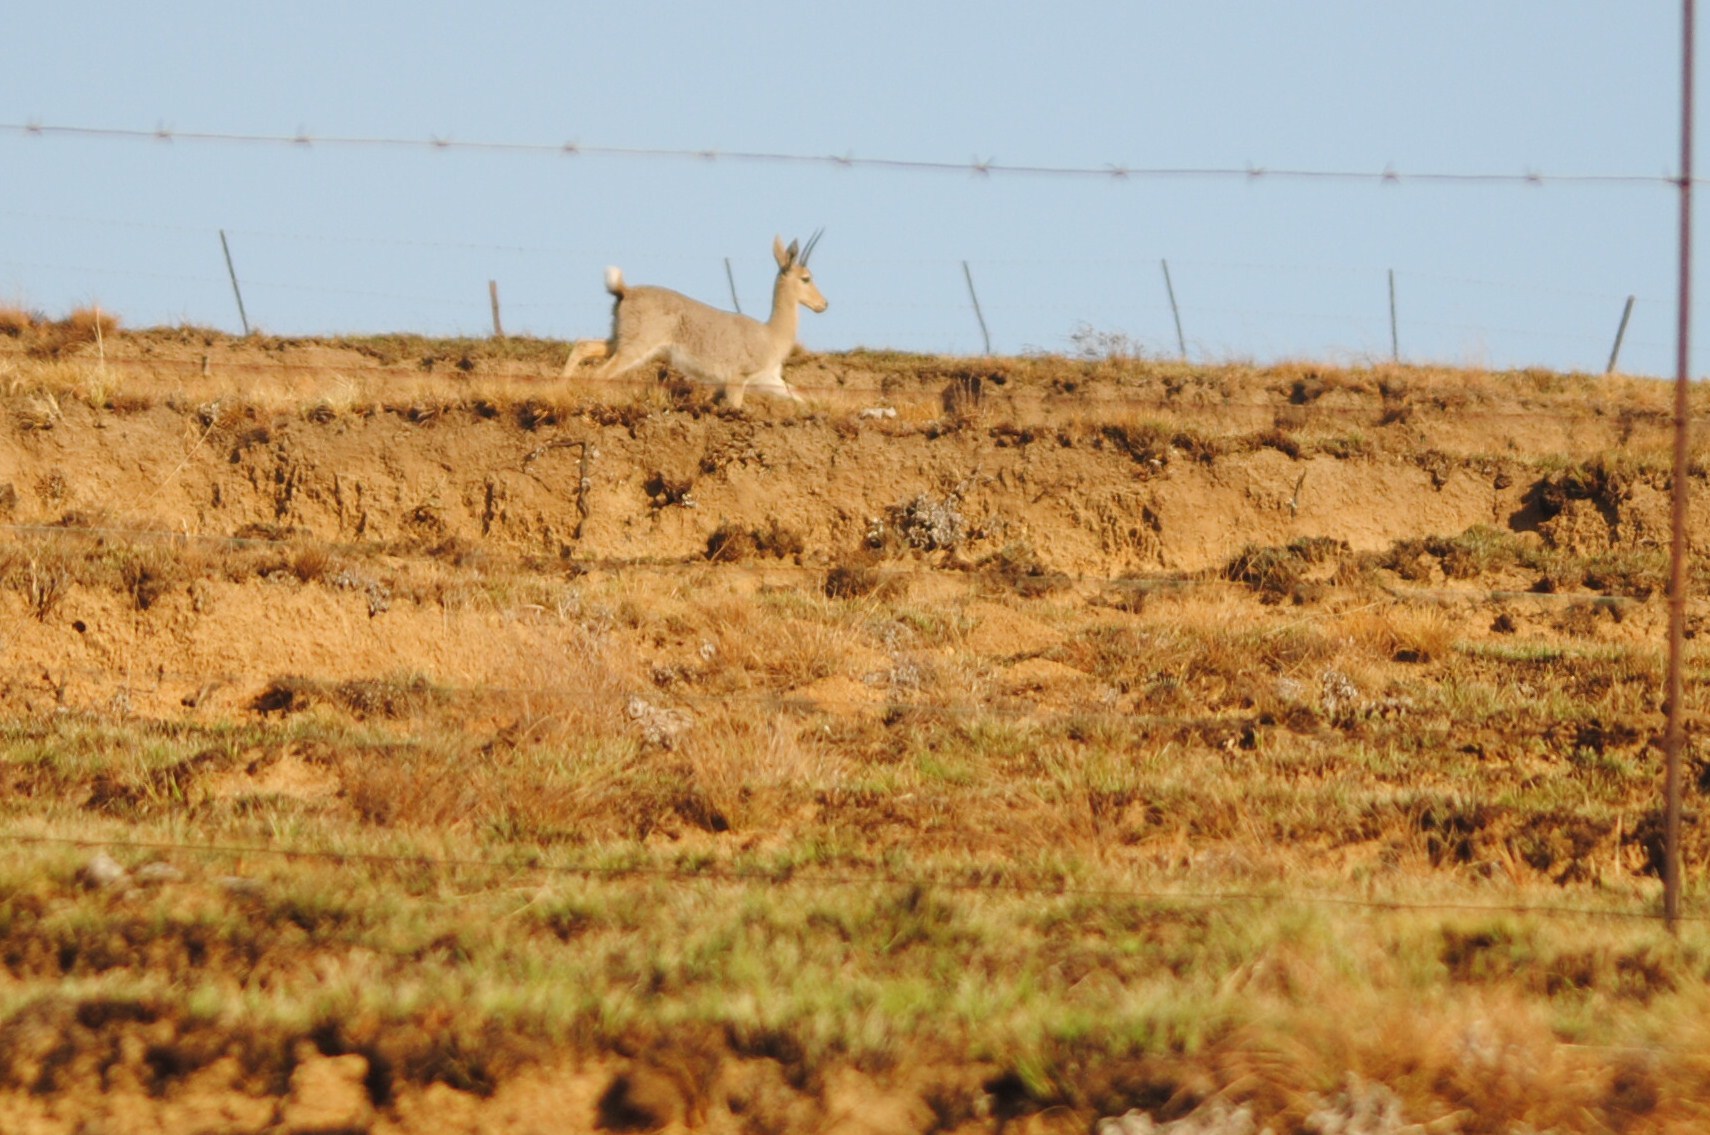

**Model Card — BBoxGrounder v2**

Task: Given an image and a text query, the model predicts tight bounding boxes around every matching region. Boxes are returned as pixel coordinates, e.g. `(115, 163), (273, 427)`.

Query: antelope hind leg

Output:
(561, 339), (611, 378)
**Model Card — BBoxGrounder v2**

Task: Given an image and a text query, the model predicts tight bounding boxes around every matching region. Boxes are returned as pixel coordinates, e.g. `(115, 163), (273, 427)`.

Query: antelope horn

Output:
(799, 228), (825, 266)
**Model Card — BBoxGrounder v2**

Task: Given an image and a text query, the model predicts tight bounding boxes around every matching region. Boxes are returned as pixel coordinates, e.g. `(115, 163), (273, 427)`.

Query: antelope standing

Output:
(562, 232), (827, 407)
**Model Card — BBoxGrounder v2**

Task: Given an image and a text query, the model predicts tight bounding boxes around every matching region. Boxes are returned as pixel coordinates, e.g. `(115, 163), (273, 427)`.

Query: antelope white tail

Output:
(562, 231), (827, 408)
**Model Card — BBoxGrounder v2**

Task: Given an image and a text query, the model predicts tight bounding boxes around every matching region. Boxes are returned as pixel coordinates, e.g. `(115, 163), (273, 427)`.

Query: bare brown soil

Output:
(1, 327), (1707, 1133)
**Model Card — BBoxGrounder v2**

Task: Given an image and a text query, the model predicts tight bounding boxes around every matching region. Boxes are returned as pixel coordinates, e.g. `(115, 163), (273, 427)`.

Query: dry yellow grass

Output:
(0, 327), (1706, 1132)
(0, 304), (35, 337)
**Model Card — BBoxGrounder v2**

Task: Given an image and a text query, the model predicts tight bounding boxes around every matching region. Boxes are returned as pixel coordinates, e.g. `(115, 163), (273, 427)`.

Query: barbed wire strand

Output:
(1, 122), (1686, 189)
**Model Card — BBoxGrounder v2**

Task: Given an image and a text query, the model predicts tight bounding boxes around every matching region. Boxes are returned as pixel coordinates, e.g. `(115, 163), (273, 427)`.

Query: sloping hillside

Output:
(0, 325), (1706, 1134)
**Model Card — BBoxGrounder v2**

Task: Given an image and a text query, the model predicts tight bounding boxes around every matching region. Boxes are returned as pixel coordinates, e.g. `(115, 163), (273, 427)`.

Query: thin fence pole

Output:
(1664, 0), (1694, 934)
(962, 260), (992, 354)
(1388, 269), (1400, 362)
(1161, 259), (1187, 359)
(488, 280), (504, 338)
(1606, 295), (1636, 374)
(724, 258), (743, 315)
(219, 230), (250, 336)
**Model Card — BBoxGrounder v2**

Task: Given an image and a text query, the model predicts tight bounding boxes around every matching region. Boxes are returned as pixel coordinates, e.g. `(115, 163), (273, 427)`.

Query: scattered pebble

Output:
(1097, 1098), (1269, 1135)
(1103, 1078), (1426, 1135)
(1303, 1075), (1415, 1135)
(331, 569), (392, 617)
(77, 851), (129, 891)
(627, 695), (694, 750)
(214, 875), (266, 897)
(134, 861), (185, 885)
(1320, 667), (1362, 721)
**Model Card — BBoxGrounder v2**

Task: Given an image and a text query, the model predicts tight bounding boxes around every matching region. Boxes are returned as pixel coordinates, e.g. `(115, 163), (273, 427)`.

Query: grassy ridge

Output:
(0, 333), (1707, 1130)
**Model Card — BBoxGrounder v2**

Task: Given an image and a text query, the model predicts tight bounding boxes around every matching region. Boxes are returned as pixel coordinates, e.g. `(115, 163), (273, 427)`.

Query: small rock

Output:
(1096, 1109), (1156, 1135)
(215, 875), (266, 897)
(78, 851), (129, 890)
(331, 570), (391, 618)
(627, 695), (693, 750)
(1320, 667), (1363, 721)
(1097, 1100), (1270, 1135)
(134, 862), (185, 885)
(1303, 1075), (1409, 1135)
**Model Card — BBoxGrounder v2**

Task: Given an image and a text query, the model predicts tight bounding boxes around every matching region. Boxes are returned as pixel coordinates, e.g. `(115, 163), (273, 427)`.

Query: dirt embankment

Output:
(2, 357), (1695, 577)
(0, 337), (1699, 724)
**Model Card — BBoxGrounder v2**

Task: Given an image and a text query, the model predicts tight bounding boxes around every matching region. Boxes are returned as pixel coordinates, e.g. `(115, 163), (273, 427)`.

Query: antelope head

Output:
(774, 230), (828, 313)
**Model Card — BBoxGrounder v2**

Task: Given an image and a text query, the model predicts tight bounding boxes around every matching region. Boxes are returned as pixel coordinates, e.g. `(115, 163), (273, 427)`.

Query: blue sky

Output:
(0, 3), (1697, 376)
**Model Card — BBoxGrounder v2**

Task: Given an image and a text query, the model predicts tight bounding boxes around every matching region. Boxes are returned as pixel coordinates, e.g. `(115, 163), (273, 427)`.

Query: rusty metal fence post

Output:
(1664, 0), (1695, 932)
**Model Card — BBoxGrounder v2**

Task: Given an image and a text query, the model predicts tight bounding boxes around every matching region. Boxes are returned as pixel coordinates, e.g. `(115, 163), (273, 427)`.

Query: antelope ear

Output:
(774, 235), (791, 269)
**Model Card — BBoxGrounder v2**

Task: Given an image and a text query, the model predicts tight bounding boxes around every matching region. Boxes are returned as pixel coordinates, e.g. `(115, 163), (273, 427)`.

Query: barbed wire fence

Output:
(0, 120), (1686, 371)
(0, 224), (1666, 370)
(4, 253), (1666, 377)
